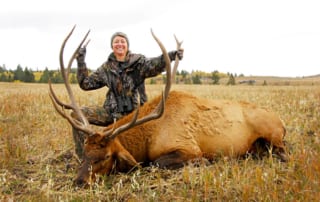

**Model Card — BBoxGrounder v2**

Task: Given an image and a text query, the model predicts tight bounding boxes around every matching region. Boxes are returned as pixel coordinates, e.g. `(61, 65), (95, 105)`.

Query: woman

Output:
(72, 31), (183, 158)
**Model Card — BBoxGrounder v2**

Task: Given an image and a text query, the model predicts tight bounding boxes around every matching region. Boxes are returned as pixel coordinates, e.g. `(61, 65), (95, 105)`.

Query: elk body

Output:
(49, 26), (288, 187)
(77, 90), (287, 185)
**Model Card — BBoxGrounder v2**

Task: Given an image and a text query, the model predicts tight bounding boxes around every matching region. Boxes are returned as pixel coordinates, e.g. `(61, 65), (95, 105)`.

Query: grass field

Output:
(0, 82), (319, 201)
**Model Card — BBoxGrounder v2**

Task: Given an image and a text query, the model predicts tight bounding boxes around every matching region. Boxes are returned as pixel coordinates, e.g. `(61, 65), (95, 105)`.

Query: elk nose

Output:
(73, 178), (87, 188)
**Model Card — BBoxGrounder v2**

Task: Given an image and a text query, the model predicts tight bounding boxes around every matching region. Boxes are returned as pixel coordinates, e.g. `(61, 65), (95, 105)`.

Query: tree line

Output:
(0, 64), (242, 85)
(0, 65), (77, 84)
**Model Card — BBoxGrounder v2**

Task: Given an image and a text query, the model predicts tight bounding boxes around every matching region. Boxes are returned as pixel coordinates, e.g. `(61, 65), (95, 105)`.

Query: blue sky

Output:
(1, 0), (320, 77)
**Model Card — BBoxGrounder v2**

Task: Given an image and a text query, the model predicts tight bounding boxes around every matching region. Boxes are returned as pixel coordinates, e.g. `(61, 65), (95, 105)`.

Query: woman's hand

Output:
(76, 47), (86, 63)
(176, 48), (184, 60)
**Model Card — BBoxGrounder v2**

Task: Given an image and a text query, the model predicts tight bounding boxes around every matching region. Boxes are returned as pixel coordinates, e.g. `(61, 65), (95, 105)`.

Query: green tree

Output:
(149, 78), (156, 84)
(0, 73), (7, 82)
(180, 70), (189, 83)
(184, 77), (192, 84)
(13, 65), (24, 81)
(162, 75), (167, 84)
(39, 67), (51, 83)
(23, 67), (35, 82)
(70, 73), (77, 84)
(0, 64), (6, 73)
(211, 70), (220, 85)
(52, 71), (64, 83)
(8, 71), (14, 82)
(192, 74), (201, 84)
(180, 70), (188, 79)
(227, 73), (236, 85)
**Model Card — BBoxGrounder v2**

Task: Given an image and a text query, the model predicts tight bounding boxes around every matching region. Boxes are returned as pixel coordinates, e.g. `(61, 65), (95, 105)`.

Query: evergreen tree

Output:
(227, 73), (236, 85)
(0, 64), (6, 73)
(39, 67), (50, 83)
(180, 70), (188, 79)
(13, 65), (24, 81)
(0, 73), (7, 82)
(180, 70), (189, 83)
(23, 67), (35, 82)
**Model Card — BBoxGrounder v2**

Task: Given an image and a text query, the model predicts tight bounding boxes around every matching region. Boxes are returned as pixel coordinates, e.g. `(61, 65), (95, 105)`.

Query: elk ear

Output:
(85, 133), (104, 145)
(116, 149), (139, 172)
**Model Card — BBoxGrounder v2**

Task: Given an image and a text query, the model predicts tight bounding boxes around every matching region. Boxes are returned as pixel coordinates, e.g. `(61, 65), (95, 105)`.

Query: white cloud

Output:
(1, 0), (320, 77)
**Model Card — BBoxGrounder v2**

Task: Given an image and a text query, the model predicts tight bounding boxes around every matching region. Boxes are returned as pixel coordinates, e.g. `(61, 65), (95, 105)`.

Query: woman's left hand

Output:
(176, 48), (184, 60)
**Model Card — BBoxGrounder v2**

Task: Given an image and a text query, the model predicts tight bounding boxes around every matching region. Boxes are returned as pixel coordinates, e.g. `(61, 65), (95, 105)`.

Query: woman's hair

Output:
(111, 32), (129, 48)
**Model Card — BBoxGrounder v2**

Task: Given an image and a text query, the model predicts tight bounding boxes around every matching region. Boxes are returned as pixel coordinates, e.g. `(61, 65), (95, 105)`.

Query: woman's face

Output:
(112, 36), (128, 58)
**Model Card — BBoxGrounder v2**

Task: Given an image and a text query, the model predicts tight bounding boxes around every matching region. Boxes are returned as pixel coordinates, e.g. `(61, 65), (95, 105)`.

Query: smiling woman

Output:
(110, 32), (130, 62)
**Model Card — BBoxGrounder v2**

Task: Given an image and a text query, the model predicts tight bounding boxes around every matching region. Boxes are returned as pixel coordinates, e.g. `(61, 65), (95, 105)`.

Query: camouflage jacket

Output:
(77, 51), (176, 119)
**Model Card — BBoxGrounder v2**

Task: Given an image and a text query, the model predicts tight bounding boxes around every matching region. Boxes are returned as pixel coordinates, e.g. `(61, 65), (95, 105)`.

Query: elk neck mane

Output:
(103, 90), (197, 131)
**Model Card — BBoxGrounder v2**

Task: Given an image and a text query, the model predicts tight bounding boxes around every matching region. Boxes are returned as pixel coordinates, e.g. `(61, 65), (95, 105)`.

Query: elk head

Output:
(49, 26), (178, 187)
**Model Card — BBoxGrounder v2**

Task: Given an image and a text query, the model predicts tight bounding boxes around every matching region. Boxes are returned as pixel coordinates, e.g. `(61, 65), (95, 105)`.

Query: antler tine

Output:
(151, 29), (172, 100)
(49, 25), (96, 136)
(49, 81), (94, 135)
(172, 34), (183, 83)
(48, 79), (73, 109)
(66, 30), (90, 75)
(60, 25), (91, 127)
(59, 25), (75, 82)
(134, 91), (165, 124)
(103, 30), (171, 140)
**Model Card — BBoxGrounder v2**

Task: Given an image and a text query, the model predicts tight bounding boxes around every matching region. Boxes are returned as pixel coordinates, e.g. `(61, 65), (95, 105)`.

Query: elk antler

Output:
(103, 29), (173, 140)
(171, 34), (183, 83)
(49, 25), (96, 136)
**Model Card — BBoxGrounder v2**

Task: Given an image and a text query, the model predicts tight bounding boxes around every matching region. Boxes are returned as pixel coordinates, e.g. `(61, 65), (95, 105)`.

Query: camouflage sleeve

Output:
(77, 62), (106, 90)
(139, 52), (175, 79)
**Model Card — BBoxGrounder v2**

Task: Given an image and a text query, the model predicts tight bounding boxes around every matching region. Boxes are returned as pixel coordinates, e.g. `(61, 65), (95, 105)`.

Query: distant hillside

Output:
(305, 74), (320, 78)
(220, 75), (320, 86)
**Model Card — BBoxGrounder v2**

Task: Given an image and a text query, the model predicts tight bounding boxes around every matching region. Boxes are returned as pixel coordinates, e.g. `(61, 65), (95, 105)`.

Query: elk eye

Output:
(92, 160), (101, 165)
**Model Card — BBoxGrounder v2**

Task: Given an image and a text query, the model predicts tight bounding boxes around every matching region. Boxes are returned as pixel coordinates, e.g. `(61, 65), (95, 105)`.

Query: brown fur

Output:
(75, 90), (287, 186)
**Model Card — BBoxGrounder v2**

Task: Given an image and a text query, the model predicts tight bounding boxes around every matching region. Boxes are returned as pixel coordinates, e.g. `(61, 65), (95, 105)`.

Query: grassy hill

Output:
(220, 75), (320, 86)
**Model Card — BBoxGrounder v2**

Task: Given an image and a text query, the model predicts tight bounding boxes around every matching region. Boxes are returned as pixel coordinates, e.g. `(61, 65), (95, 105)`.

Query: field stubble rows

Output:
(0, 82), (319, 201)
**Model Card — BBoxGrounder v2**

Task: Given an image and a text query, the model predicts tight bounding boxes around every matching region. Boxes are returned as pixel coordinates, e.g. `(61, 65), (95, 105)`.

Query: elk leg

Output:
(153, 150), (200, 169)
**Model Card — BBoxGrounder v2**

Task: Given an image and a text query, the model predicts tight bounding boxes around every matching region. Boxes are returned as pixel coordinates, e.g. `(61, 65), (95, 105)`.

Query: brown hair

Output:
(111, 32), (129, 48)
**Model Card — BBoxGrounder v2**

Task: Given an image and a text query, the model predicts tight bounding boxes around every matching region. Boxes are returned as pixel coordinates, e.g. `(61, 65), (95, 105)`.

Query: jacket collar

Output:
(107, 51), (141, 71)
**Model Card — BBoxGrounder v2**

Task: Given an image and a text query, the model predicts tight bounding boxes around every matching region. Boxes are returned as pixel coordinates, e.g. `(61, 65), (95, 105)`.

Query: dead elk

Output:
(49, 26), (288, 187)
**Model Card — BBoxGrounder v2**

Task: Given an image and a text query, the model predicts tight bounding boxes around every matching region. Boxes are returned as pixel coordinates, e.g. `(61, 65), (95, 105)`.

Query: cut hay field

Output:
(0, 82), (319, 201)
